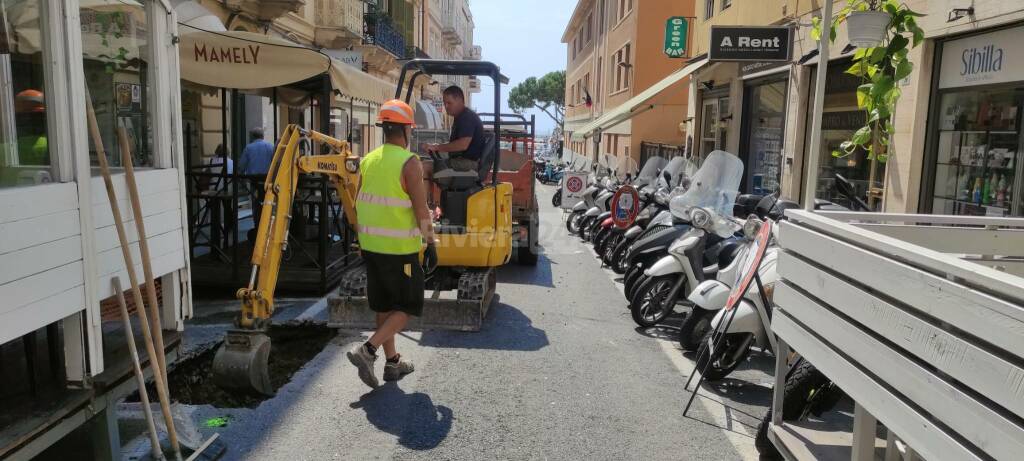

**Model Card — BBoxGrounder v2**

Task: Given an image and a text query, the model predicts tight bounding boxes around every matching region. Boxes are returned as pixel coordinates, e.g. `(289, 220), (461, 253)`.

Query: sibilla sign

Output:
(709, 26), (792, 62)
(665, 17), (688, 58)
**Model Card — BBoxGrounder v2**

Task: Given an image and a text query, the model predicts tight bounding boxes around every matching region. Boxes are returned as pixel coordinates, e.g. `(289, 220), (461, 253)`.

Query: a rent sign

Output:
(665, 17), (688, 58)
(709, 26), (792, 62)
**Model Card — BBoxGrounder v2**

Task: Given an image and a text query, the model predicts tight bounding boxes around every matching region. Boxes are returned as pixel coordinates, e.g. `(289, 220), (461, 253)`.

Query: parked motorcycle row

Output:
(556, 150), (870, 457)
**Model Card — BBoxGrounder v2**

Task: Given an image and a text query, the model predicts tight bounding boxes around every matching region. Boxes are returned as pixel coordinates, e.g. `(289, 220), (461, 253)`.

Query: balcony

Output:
(364, 13), (406, 59)
(466, 45), (481, 60)
(314, 0), (363, 49)
(441, 25), (462, 46)
(405, 46), (430, 60)
(224, 0), (305, 21)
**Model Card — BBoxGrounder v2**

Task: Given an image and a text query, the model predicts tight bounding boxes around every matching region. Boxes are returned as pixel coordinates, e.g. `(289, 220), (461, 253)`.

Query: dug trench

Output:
(127, 323), (339, 408)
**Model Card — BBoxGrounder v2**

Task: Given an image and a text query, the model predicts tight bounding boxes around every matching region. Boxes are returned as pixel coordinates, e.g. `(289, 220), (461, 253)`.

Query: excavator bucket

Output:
(212, 329), (273, 396)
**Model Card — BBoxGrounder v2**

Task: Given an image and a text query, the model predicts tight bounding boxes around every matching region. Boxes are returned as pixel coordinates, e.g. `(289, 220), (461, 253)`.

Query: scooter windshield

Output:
(669, 150), (743, 218)
(657, 156), (697, 190)
(637, 157), (668, 183)
(616, 156), (639, 183)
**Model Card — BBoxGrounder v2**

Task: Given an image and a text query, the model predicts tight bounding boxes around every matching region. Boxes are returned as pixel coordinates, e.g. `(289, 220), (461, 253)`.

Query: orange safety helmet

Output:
(15, 89), (45, 113)
(377, 99), (416, 127)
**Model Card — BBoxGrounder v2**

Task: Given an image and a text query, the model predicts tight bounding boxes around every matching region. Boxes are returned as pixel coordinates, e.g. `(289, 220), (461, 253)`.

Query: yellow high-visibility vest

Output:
(355, 144), (422, 254)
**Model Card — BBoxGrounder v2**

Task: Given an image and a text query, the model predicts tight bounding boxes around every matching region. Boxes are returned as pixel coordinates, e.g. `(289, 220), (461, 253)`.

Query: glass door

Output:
(700, 96), (729, 159)
(931, 87), (1021, 217)
(744, 79), (787, 195)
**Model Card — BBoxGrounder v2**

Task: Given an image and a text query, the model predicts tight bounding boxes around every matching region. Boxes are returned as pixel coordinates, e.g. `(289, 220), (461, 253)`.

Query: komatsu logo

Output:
(317, 161), (338, 172)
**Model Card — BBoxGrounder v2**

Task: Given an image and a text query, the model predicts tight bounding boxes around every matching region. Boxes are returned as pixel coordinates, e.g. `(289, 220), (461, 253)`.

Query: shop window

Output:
(805, 61), (880, 210)
(931, 88), (1021, 217)
(0, 0), (55, 188)
(80, 1), (153, 171)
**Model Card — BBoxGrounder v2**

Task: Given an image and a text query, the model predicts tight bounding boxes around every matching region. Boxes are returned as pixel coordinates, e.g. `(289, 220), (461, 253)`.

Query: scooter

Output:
(627, 151), (745, 327)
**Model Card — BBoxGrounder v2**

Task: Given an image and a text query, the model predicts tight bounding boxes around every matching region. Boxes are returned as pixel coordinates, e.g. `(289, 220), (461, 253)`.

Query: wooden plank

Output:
(779, 222), (1024, 354)
(88, 169), (180, 206)
(0, 235), (82, 286)
(776, 281), (1024, 460)
(779, 252), (1024, 417)
(0, 285), (85, 345)
(95, 251), (185, 300)
(93, 209), (182, 253)
(772, 311), (982, 461)
(854, 224), (1024, 256)
(0, 182), (78, 225)
(0, 209), (81, 255)
(0, 261), (84, 316)
(784, 210), (1024, 303)
(91, 189), (181, 229)
(815, 211), (1024, 228)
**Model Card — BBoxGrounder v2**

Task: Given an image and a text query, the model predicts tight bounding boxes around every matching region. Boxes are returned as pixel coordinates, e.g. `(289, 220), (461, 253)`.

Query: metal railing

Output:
(405, 45), (430, 60)
(364, 13), (406, 58)
(639, 141), (685, 168)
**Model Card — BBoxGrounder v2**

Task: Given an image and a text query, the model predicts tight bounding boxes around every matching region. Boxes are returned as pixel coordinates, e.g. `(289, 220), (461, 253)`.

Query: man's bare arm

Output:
(402, 157), (435, 245)
(428, 137), (472, 154)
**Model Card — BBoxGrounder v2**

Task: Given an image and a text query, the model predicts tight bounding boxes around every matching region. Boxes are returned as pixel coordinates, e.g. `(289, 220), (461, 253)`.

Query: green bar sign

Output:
(665, 17), (688, 58)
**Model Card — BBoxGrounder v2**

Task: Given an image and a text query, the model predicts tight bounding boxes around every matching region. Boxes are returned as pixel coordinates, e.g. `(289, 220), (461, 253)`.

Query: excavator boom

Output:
(212, 125), (359, 395)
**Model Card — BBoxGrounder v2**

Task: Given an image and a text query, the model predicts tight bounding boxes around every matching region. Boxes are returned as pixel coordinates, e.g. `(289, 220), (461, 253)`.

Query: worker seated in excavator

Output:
(424, 85), (495, 229)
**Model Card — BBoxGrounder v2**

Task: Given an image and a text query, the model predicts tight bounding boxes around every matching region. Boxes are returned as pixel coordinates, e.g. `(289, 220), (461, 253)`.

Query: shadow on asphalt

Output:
(497, 253), (555, 288)
(419, 298), (549, 351)
(350, 382), (453, 450)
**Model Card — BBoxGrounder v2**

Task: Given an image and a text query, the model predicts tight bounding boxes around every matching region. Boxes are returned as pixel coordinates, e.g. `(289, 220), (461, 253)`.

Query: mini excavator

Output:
(212, 60), (513, 395)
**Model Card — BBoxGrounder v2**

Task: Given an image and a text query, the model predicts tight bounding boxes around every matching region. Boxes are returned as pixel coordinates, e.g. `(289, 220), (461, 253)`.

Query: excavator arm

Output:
(213, 124), (361, 395)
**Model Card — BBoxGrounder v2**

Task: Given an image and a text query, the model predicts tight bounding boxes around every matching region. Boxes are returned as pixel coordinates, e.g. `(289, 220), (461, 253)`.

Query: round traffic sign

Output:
(611, 185), (640, 228)
(566, 175), (584, 193)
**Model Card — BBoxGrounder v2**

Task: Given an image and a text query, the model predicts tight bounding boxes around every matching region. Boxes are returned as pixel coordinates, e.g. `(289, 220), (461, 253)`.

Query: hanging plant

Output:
(811, 0), (925, 162)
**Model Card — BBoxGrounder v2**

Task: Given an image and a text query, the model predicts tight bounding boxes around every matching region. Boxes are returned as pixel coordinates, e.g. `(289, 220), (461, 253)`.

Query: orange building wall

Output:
(628, 0), (695, 164)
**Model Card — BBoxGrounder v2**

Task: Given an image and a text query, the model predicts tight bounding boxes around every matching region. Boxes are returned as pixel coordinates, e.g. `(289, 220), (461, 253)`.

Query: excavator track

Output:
(329, 267), (497, 332)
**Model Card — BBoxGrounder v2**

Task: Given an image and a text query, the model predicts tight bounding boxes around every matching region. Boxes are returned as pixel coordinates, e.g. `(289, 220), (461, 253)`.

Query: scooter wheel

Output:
(567, 210), (584, 234)
(623, 263), (644, 302)
(610, 238), (632, 274)
(678, 307), (713, 351)
(694, 331), (754, 381)
(630, 275), (679, 328)
(600, 233), (623, 266)
(552, 190), (562, 207)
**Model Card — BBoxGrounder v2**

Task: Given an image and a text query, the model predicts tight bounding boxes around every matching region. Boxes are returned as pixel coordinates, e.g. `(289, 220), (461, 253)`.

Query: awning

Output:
(178, 24), (331, 89)
(572, 57), (707, 141)
(329, 60), (395, 104)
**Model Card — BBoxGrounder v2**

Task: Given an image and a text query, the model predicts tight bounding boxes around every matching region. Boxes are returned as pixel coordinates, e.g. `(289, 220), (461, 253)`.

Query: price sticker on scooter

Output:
(611, 185), (640, 229)
(725, 218), (773, 310)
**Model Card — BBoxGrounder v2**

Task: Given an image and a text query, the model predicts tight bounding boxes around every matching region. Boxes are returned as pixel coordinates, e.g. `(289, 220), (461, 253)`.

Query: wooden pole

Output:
(113, 277), (164, 461)
(86, 96), (182, 461)
(119, 128), (170, 388)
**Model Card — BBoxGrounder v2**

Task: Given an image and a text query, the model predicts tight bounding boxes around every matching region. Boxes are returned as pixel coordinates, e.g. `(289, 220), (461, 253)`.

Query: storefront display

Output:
(926, 25), (1024, 217)
(742, 78), (787, 195)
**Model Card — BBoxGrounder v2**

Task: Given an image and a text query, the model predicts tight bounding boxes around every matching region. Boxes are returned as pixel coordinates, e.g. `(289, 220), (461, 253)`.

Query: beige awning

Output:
(572, 57), (707, 141)
(178, 25), (331, 89)
(329, 60), (395, 104)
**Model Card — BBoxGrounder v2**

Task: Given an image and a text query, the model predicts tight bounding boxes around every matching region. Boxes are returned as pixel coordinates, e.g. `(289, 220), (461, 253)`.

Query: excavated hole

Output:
(128, 323), (337, 408)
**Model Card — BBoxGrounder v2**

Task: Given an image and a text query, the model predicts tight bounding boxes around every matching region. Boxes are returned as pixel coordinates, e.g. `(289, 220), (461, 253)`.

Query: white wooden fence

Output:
(770, 210), (1024, 460)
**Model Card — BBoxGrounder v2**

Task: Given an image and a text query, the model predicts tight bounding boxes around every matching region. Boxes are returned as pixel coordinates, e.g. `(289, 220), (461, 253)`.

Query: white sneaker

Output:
(347, 344), (379, 388)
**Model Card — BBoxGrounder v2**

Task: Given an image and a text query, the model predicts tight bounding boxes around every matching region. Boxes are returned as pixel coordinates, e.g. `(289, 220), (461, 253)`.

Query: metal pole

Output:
(803, 0), (833, 211)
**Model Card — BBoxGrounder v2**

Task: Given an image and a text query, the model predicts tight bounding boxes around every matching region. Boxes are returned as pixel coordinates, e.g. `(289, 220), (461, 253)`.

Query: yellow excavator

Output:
(212, 60), (513, 395)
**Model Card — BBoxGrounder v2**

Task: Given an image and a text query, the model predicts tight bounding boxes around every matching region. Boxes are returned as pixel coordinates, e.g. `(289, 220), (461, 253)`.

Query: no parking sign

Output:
(561, 171), (588, 209)
(611, 185), (640, 228)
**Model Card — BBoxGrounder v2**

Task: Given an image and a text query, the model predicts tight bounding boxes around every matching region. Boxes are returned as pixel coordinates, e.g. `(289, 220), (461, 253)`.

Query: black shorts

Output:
(363, 250), (424, 317)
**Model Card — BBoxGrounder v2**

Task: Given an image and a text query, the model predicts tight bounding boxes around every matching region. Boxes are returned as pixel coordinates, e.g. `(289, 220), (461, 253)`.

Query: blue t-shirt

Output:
(239, 139), (274, 175)
(450, 108), (485, 162)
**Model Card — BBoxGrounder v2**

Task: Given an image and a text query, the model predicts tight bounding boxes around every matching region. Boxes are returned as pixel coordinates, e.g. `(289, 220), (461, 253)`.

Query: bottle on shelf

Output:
(957, 173), (970, 200)
(982, 175), (992, 205)
(972, 177), (983, 205)
(995, 174), (1008, 208)
(986, 172), (998, 205)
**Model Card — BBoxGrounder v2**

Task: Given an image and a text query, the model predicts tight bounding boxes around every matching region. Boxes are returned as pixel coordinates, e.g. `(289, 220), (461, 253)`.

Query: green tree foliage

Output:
(812, 0), (924, 162)
(508, 71), (565, 127)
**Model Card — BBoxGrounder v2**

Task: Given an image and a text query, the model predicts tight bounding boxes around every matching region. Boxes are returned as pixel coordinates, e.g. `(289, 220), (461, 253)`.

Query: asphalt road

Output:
(180, 183), (774, 460)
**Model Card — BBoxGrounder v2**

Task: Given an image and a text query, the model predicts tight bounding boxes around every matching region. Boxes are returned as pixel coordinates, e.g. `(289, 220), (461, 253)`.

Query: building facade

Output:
(687, 0), (1024, 217)
(561, 0), (695, 166)
(426, 0), (479, 114)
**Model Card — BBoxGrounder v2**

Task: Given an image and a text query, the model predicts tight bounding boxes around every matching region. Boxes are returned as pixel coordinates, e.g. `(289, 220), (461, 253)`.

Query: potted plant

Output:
(812, 0), (925, 173)
(843, 1), (891, 47)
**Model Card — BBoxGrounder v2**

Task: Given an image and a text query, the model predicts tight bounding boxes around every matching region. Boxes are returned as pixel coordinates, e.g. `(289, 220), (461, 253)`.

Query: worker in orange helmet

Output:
(13, 89), (49, 165)
(347, 98), (437, 388)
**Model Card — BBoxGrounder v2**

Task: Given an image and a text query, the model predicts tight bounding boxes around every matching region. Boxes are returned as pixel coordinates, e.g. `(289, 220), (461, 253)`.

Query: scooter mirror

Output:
(662, 171), (672, 184)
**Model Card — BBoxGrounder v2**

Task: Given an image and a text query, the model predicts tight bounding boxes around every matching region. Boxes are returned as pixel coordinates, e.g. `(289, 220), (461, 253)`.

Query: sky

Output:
(469, 0), (574, 136)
